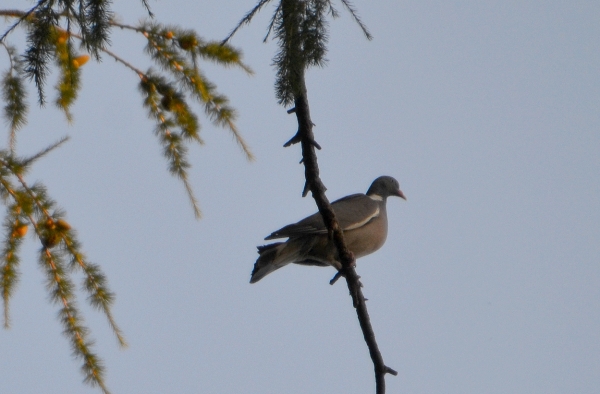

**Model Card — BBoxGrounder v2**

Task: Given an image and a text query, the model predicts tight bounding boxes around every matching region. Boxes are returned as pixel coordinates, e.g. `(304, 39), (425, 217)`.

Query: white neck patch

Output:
(369, 194), (383, 201)
(345, 206), (380, 231)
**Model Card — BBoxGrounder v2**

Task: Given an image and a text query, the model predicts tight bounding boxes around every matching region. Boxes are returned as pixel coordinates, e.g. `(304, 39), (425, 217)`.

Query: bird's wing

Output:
(265, 193), (380, 240)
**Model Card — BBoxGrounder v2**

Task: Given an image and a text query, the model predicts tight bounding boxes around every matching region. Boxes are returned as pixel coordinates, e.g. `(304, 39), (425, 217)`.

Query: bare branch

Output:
(272, 0), (393, 384)
(139, 0), (154, 18)
(21, 135), (70, 166)
(289, 75), (395, 392)
(0, 6), (42, 43)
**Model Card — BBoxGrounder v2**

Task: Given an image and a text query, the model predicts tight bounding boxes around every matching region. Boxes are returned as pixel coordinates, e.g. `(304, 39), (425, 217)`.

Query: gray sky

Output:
(1, 1), (599, 393)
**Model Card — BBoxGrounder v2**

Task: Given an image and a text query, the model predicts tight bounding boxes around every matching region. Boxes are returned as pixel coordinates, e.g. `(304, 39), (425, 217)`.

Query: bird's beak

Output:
(397, 189), (407, 200)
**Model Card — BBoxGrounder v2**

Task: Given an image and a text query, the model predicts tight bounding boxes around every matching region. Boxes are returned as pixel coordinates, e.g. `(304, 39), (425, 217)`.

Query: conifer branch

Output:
(263, 2), (282, 43)
(339, 0), (373, 40)
(21, 135), (69, 166)
(222, 0), (275, 44)
(80, 0), (112, 58)
(39, 246), (110, 394)
(96, 45), (146, 77)
(1, 4), (259, 392)
(113, 21), (254, 73)
(52, 27), (90, 122)
(54, 28), (146, 76)
(0, 151), (122, 392)
(11, 168), (126, 346)
(62, 232), (128, 347)
(139, 73), (203, 217)
(1, 12), (254, 219)
(138, 22), (255, 160)
(18, 184), (110, 393)
(0, 183), (27, 328)
(0, 5), (41, 43)
(1, 43), (28, 152)
(325, 1), (340, 18)
(0, 177), (109, 393)
(23, 7), (59, 105)
(139, 0), (154, 18)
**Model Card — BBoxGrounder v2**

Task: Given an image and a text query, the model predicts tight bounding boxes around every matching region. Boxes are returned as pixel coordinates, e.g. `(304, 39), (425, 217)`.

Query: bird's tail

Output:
(250, 240), (304, 283)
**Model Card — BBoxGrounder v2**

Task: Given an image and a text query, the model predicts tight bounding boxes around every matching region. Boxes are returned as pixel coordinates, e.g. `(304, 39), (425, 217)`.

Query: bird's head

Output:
(366, 176), (406, 201)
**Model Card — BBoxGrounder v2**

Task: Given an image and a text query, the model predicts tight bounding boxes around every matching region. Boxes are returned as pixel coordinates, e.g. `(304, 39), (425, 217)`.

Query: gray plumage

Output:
(250, 176), (405, 283)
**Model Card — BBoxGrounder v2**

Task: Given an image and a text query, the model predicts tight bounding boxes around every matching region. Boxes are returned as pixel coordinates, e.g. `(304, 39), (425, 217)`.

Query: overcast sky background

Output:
(1, 1), (599, 393)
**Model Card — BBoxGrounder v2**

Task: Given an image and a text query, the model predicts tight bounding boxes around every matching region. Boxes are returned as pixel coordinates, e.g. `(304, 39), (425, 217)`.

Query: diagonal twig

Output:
(287, 70), (397, 393)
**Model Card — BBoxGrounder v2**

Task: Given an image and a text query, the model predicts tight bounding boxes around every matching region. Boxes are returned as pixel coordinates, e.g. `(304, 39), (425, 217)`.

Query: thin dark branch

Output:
(262, 2), (282, 43)
(339, 0), (373, 40)
(139, 0), (154, 18)
(290, 71), (396, 393)
(0, 5), (43, 43)
(222, 0), (274, 44)
(325, 0), (340, 18)
(21, 135), (70, 166)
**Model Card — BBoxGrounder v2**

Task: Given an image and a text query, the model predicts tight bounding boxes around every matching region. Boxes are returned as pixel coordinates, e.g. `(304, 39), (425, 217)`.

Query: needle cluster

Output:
(1, 9), (254, 217)
(136, 22), (254, 216)
(225, 0), (371, 105)
(0, 142), (124, 393)
(1, 3), (253, 392)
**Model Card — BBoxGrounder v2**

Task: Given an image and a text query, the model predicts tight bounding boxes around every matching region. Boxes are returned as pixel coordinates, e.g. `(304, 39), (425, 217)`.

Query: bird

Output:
(250, 176), (406, 283)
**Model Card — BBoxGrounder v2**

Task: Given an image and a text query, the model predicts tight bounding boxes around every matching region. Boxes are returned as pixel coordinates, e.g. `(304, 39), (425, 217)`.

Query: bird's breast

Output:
(343, 213), (388, 259)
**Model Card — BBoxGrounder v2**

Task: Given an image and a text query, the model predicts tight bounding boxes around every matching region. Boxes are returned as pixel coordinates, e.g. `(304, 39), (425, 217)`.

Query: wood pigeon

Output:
(250, 176), (406, 283)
